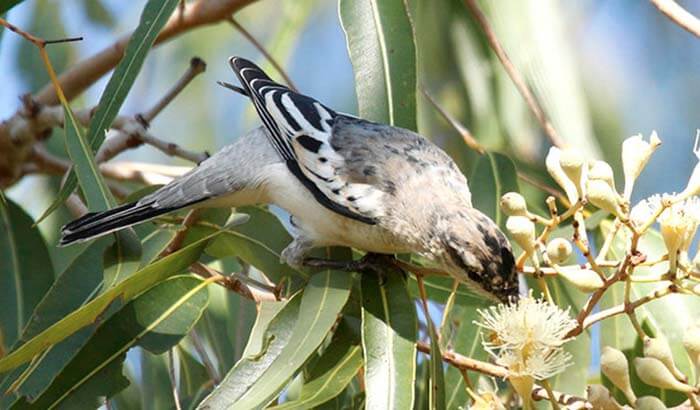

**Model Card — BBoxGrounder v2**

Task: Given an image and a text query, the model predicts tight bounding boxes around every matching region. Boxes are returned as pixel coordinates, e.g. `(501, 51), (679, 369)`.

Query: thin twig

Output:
(167, 349), (182, 410)
(226, 16), (298, 91)
(420, 86), (485, 154)
(649, 0), (700, 38)
(140, 57), (207, 124)
(463, 0), (564, 148)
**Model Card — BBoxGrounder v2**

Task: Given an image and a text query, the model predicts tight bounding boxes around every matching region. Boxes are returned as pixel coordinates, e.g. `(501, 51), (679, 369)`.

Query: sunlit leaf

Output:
(361, 268), (416, 409)
(339, 0), (417, 130)
(0, 232), (217, 373)
(270, 331), (362, 409)
(12, 275), (210, 409)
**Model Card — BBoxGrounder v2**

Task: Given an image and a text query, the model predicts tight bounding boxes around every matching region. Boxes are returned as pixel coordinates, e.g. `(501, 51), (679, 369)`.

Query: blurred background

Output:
(1, 0), (699, 404)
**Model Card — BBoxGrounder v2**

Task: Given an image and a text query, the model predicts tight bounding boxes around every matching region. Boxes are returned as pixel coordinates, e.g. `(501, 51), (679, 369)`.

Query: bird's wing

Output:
(228, 57), (384, 223)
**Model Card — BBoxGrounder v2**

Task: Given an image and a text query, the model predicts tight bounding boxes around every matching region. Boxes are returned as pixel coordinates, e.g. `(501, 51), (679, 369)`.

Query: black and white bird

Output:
(60, 57), (517, 302)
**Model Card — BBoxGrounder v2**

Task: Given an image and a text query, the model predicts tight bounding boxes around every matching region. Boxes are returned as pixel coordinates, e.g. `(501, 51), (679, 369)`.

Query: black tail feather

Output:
(60, 202), (175, 246)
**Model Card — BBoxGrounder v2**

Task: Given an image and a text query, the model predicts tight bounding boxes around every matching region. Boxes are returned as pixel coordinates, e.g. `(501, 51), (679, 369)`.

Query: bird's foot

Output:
(303, 253), (396, 273)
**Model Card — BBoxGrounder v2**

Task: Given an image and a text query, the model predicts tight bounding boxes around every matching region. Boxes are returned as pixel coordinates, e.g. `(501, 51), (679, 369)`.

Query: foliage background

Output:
(1, 0), (699, 408)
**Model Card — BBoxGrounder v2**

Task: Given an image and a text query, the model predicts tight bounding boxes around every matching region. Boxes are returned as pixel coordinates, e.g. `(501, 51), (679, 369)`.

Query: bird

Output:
(60, 56), (518, 302)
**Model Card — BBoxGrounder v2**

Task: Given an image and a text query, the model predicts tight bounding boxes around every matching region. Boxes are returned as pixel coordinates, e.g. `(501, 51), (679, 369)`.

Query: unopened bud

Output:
(635, 396), (668, 410)
(506, 216), (536, 253)
(546, 238), (572, 265)
(588, 160), (616, 190)
(500, 192), (528, 217)
(557, 267), (604, 292)
(586, 384), (623, 410)
(643, 336), (686, 382)
(634, 357), (695, 393)
(470, 391), (506, 410)
(586, 180), (625, 219)
(601, 346), (636, 404)
(546, 147), (579, 204)
(559, 149), (586, 198)
(621, 131), (661, 199)
(683, 324), (700, 373)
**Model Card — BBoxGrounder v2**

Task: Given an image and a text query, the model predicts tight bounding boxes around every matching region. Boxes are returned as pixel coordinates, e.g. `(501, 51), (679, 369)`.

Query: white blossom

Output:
(476, 295), (577, 380)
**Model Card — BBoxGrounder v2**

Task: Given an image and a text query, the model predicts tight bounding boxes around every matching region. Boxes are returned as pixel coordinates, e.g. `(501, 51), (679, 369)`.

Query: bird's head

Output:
(437, 208), (519, 303)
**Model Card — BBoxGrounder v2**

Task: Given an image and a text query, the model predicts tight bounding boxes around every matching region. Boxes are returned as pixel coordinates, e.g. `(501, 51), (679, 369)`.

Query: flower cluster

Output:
(475, 294), (577, 407)
(482, 130), (700, 408)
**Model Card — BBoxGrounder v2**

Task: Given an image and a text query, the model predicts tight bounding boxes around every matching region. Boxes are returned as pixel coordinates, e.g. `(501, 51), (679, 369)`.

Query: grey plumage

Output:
(60, 57), (517, 302)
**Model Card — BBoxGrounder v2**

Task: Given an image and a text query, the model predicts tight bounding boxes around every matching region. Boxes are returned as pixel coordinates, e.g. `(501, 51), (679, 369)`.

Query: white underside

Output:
(209, 163), (409, 254)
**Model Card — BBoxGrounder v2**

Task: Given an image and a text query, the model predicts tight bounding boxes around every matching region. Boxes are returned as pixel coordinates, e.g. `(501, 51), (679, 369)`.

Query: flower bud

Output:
(586, 384), (623, 410)
(601, 346), (636, 404)
(557, 267), (604, 292)
(643, 336), (686, 382)
(546, 238), (572, 265)
(635, 396), (668, 410)
(506, 216), (536, 253)
(621, 131), (661, 199)
(470, 391), (506, 410)
(683, 324), (700, 373)
(634, 357), (695, 393)
(546, 147), (579, 204)
(559, 148), (586, 198)
(500, 192), (528, 217)
(586, 179), (625, 219)
(588, 160), (616, 190)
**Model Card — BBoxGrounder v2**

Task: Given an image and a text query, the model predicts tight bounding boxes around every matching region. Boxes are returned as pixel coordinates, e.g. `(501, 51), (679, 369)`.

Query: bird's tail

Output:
(59, 200), (182, 246)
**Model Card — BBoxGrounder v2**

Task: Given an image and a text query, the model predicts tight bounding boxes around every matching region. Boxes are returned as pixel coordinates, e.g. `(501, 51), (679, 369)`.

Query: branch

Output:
(34, 0), (258, 105)
(416, 341), (591, 408)
(419, 86), (485, 154)
(650, 0), (700, 38)
(463, 0), (565, 148)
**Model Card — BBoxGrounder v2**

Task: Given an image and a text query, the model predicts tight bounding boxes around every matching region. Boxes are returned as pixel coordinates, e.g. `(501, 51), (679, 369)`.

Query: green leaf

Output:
(469, 152), (519, 227)
(0, 1), (23, 13)
(339, 0), (417, 130)
(200, 270), (354, 409)
(103, 230), (143, 288)
(63, 108), (115, 211)
(12, 275), (210, 409)
(177, 345), (209, 400)
(39, 0), (179, 222)
(203, 206), (308, 281)
(360, 268), (417, 409)
(198, 293), (302, 409)
(82, 0), (115, 27)
(0, 242), (106, 406)
(0, 232), (217, 373)
(0, 199), (54, 349)
(270, 332), (362, 409)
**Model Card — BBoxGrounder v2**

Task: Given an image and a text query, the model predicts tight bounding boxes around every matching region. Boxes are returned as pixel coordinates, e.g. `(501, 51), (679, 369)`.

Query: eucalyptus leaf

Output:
(0, 198), (54, 349)
(469, 152), (519, 228)
(361, 267), (417, 409)
(0, 232), (217, 373)
(39, 0), (180, 222)
(12, 275), (210, 409)
(339, 0), (417, 130)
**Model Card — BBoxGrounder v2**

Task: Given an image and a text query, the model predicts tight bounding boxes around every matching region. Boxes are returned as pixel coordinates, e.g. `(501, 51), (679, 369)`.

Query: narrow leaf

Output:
(270, 336), (362, 409)
(339, 0), (417, 130)
(0, 232), (217, 373)
(13, 275), (210, 409)
(38, 0), (179, 221)
(0, 199), (54, 349)
(361, 268), (417, 409)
